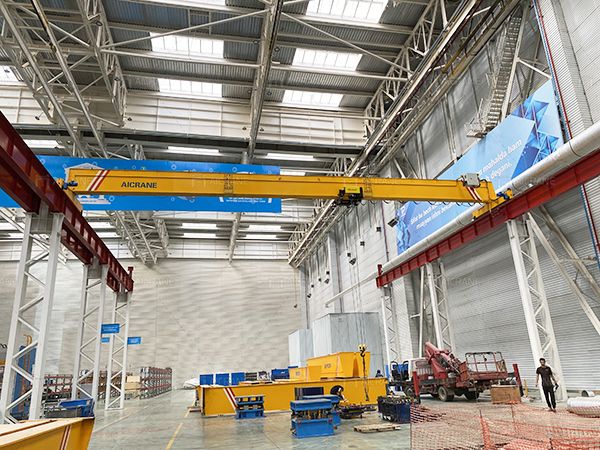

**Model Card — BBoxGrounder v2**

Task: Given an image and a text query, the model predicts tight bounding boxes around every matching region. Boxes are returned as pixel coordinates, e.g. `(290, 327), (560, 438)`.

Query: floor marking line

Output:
(165, 422), (183, 450)
(184, 410), (190, 418)
(92, 404), (153, 434)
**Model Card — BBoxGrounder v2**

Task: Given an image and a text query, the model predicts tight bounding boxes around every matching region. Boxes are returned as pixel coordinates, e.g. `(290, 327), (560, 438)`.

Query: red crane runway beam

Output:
(0, 112), (133, 292)
(376, 147), (600, 287)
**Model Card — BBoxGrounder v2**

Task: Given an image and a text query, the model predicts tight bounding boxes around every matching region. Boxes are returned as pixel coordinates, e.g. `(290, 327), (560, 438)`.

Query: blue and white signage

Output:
(127, 336), (142, 345)
(101, 337), (110, 343)
(396, 80), (564, 253)
(0, 156), (281, 213)
(101, 323), (121, 334)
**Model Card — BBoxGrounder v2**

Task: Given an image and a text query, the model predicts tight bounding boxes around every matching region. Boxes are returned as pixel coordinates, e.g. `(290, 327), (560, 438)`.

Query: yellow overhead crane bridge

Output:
(63, 168), (510, 217)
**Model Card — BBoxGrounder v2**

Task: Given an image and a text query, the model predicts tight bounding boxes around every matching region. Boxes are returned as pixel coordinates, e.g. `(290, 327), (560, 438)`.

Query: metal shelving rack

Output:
(139, 367), (172, 399)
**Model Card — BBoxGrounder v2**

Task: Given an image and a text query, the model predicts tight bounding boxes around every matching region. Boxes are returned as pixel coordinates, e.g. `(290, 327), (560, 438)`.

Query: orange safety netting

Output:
(410, 401), (600, 449)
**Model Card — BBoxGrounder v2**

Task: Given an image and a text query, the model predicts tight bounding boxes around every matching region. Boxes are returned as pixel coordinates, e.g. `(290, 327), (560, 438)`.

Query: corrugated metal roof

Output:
(119, 55), (255, 82)
(268, 69), (381, 93)
(340, 95), (370, 109)
(207, 11), (264, 37)
(4, 0), (426, 111)
(356, 54), (390, 74)
(224, 41), (258, 62)
(380, 2), (428, 28)
(111, 28), (152, 51)
(104, 0), (188, 30)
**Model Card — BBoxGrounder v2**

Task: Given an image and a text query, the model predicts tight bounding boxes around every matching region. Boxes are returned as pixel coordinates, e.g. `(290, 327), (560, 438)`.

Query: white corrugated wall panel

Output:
(443, 226), (537, 383)
(0, 258), (301, 386)
(561, 0), (600, 122)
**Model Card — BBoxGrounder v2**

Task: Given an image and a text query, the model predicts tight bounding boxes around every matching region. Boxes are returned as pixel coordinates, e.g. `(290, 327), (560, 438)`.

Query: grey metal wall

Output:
(303, 6), (600, 393)
(311, 312), (384, 377)
(0, 258), (301, 386)
(559, 0), (600, 122)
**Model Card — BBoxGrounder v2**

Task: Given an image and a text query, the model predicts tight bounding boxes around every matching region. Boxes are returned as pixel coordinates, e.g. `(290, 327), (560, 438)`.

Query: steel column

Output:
(0, 211), (63, 423)
(380, 285), (399, 371)
(72, 263), (109, 407)
(425, 261), (454, 350)
(104, 293), (130, 410)
(507, 218), (567, 401)
(90, 265), (109, 404)
(527, 212), (600, 337)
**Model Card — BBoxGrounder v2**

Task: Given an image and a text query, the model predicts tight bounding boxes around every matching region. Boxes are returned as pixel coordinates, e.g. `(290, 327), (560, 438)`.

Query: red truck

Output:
(391, 342), (521, 402)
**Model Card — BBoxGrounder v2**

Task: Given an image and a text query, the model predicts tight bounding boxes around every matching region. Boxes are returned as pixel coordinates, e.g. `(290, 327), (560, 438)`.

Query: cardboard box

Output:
(125, 382), (141, 390)
(491, 385), (521, 404)
(127, 375), (141, 383)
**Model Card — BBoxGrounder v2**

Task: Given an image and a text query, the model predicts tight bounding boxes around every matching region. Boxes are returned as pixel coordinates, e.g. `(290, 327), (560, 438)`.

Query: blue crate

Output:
(59, 399), (95, 417)
(199, 374), (214, 385)
(231, 372), (245, 386)
(271, 368), (289, 380)
(215, 373), (230, 386)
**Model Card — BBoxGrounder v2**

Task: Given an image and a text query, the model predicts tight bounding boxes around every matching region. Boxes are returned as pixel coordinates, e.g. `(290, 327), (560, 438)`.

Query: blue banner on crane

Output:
(396, 80), (564, 254)
(0, 156), (281, 213)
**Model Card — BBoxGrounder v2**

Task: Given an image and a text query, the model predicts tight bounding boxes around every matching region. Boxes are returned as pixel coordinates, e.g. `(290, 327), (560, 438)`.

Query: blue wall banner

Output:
(101, 323), (121, 334)
(396, 80), (564, 254)
(0, 156), (281, 213)
(127, 336), (142, 345)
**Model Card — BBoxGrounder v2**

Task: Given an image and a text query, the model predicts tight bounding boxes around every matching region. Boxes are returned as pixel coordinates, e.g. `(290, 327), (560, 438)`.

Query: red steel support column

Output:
(0, 112), (133, 292)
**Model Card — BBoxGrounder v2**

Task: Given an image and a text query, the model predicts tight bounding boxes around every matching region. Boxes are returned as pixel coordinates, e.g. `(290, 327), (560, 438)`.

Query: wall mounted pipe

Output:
(380, 119), (600, 275)
(567, 396), (600, 417)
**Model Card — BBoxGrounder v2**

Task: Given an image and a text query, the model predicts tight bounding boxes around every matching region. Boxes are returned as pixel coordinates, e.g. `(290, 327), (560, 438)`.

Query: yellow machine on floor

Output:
(306, 351), (370, 379)
(0, 418), (94, 449)
(197, 350), (384, 416)
(197, 377), (386, 416)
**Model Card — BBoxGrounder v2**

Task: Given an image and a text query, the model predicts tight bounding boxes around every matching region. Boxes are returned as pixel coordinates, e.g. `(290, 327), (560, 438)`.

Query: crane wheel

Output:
(438, 386), (455, 402)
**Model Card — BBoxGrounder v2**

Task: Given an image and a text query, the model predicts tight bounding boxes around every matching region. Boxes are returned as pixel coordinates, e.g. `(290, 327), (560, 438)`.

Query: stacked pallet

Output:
(125, 375), (141, 399)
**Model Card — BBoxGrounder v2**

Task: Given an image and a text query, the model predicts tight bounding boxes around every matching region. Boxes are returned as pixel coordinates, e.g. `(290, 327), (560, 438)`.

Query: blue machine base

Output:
(236, 409), (264, 419)
(292, 418), (334, 438)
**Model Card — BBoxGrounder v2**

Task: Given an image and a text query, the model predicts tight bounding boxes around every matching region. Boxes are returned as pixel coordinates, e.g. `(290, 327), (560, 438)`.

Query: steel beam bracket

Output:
(472, 189), (513, 219)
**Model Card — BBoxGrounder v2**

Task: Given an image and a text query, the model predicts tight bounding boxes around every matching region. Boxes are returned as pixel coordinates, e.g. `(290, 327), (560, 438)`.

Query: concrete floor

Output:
(89, 390), (411, 449)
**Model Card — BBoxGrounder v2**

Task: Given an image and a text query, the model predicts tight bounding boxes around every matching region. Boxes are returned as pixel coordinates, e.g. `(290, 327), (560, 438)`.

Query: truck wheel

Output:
(438, 386), (454, 402)
(465, 391), (479, 401)
(404, 386), (415, 398)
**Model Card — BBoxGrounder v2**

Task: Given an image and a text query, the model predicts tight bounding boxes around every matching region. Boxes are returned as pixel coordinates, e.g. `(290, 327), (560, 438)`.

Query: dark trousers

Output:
(543, 385), (556, 409)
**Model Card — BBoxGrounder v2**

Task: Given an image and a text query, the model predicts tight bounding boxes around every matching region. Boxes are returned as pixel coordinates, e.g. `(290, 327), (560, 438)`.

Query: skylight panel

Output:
(282, 90), (343, 108)
(97, 232), (120, 239)
(158, 79), (222, 98)
(306, 0), (387, 23)
(0, 66), (18, 83)
(167, 146), (221, 155)
(280, 169), (307, 176)
(24, 139), (60, 148)
(150, 33), (223, 59)
(244, 234), (278, 240)
(182, 232), (217, 239)
(247, 224), (282, 232)
(181, 223), (218, 229)
(293, 48), (361, 71)
(266, 152), (315, 161)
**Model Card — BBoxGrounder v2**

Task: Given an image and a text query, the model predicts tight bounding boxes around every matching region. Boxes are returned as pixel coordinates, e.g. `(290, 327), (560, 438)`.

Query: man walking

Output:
(536, 357), (558, 411)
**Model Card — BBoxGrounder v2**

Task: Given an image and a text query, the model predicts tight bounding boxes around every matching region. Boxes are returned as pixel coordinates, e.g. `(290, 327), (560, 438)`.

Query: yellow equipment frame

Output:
(64, 168), (508, 211)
